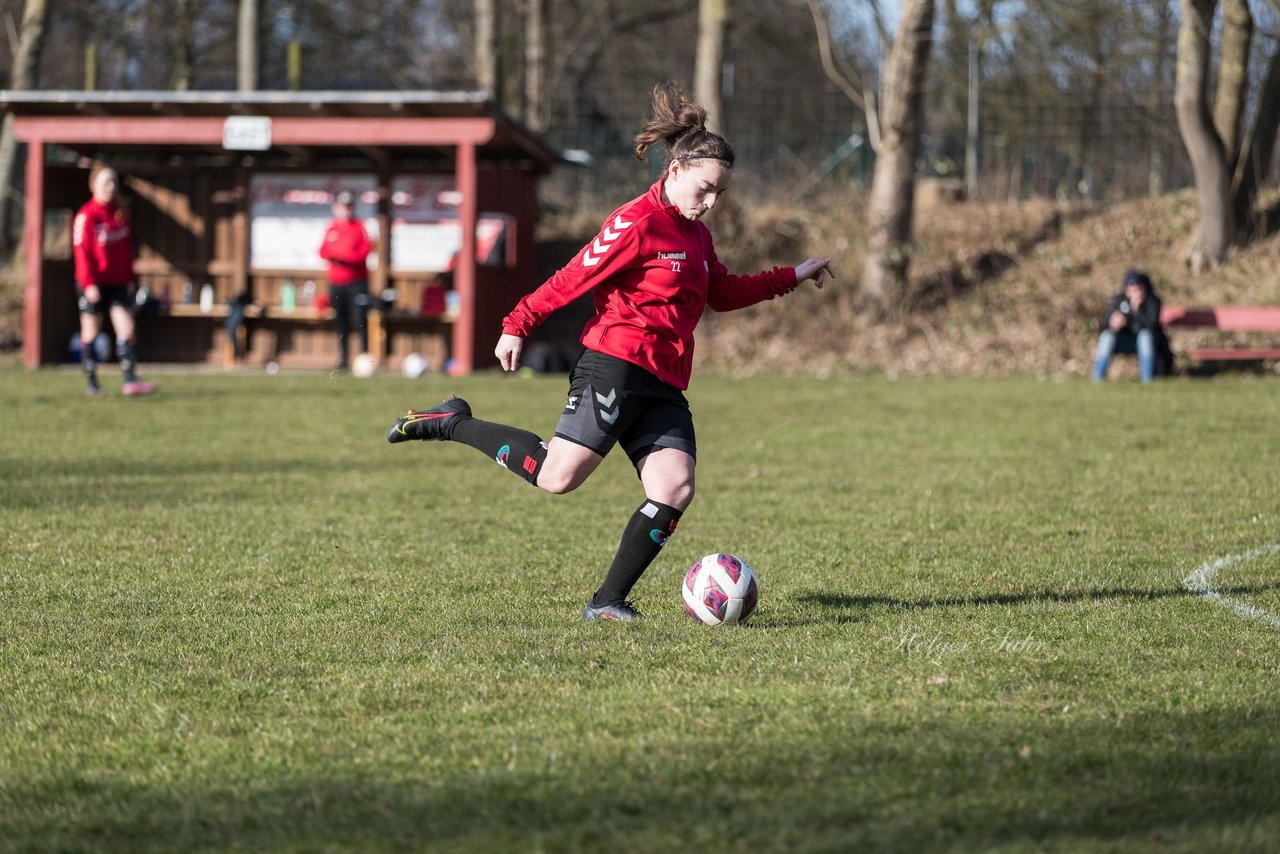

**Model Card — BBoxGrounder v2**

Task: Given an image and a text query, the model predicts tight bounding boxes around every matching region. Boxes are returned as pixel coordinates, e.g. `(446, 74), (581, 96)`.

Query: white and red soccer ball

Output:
(682, 553), (759, 625)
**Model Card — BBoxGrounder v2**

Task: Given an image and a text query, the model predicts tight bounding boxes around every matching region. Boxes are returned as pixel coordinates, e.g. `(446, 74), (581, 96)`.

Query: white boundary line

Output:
(1182, 544), (1280, 630)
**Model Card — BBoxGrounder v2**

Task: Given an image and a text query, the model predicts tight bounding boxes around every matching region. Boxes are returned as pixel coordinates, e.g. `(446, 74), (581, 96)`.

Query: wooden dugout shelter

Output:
(0, 90), (559, 372)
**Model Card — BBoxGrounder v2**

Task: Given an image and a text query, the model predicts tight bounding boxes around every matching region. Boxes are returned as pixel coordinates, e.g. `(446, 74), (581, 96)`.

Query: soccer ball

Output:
(351, 353), (378, 378)
(401, 352), (429, 379)
(682, 553), (759, 625)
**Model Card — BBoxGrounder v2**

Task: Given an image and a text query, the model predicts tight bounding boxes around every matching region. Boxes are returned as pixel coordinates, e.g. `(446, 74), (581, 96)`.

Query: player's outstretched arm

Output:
(794, 257), (836, 289)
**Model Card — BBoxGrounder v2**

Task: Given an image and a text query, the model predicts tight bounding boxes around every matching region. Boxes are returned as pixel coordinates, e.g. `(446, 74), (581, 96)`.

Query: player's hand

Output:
(795, 257), (836, 289)
(1109, 311), (1126, 332)
(83, 285), (101, 304)
(496, 333), (524, 371)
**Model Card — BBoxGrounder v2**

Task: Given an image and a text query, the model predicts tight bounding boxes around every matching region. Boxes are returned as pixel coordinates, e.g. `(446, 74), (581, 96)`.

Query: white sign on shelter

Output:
(223, 116), (273, 151)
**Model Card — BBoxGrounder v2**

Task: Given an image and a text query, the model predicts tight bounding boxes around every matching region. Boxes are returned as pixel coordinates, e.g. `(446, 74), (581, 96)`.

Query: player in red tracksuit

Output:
(388, 82), (835, 621)
(73, 164), (156, 397)
(319, 190), (374, 371)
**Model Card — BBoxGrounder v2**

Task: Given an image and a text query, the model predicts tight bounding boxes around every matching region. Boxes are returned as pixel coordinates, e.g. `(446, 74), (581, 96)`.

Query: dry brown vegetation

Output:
(692, 186), (1280, 379)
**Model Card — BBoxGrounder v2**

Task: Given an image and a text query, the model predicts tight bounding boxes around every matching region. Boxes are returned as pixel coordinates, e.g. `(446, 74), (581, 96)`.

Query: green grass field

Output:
(2, 366), (1279, 852)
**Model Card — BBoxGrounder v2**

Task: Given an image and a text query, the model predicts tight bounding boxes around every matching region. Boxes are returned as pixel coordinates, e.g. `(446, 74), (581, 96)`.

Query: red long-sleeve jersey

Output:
(73, 198), (135, 288)
(503, 179), (797, 389)
(319, 219), (372, 285)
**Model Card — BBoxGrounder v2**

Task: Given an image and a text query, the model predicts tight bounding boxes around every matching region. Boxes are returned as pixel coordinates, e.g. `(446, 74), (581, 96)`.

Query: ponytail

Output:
(633, 81), (735, 168)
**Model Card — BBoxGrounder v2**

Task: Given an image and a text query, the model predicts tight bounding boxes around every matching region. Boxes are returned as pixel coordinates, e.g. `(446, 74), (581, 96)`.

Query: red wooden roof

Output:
(0, 90), (559, 171)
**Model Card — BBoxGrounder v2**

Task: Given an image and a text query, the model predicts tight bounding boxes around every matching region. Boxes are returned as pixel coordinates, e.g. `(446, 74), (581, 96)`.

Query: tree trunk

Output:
(1147, 0), (1174, 197)
(524, 0), (548, 131)
(1231, 43), (1280, 238)
(0, 0), (50, 260)
(1213, 0), (1251, 165)
(862, 0), (934, 315)
(1175, 0), (1233, 272)
(170, 0), (198, 91)
(237, 0), (258, 92)
(475, 0), (496, 95)
(695, 0), (728, 134)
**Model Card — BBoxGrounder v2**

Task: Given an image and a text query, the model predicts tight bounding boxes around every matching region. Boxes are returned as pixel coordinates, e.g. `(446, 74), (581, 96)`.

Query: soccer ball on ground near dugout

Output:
(401, 352), (430, 379)
(351, 353), (379, 378)
(682, 553), (759, 625)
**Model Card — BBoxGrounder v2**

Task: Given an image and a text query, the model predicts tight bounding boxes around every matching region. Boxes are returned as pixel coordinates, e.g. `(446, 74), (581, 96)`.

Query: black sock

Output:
(117, 337), (137, 383)
(592, 500), (683, 607)
(451, 418), (548, 485)
(81, 337), (99, 389)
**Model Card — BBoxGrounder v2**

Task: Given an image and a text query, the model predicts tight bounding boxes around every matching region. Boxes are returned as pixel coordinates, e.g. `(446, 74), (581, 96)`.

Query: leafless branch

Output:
(805, 0), (883, 152)
(807, 0), (866, 109)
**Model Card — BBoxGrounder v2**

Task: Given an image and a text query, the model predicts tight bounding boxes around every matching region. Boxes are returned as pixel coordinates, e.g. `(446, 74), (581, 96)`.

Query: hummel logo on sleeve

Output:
(582, 215), (633, 267)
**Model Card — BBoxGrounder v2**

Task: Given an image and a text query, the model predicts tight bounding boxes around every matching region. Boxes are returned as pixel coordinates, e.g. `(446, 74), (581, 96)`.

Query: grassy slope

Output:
(2, 368), (1279, 851)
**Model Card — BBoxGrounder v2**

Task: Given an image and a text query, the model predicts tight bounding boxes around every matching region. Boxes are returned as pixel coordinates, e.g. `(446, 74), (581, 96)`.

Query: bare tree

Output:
(168, 0), (200, 90)
(695, 0), (727, 133)
(807, 0), (880, 151)
(1213, 0), (1251, 165)
(1175, 0), (1280, 270)
(476, 0), (496, 94)
(1176, 0), (1232, 270)
(1229, 2), (1280, 239)
(237, 0), (257, 91)
(0, 0), (50, 260)
(524, 0), (548, 130)
(1147, 0), (1176, 196)
(862, 0), (934, 314)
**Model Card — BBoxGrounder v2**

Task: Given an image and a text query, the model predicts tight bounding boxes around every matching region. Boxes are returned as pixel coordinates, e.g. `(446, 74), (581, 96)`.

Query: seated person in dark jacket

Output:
(1092, 269), (1173, 383)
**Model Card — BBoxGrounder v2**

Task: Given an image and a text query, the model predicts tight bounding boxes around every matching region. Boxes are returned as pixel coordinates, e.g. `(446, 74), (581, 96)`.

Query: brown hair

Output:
(633, 81), (735, 167)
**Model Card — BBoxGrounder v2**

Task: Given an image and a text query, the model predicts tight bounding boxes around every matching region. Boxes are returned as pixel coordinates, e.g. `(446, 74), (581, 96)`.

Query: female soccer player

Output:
(74, 163), (156, 397)
(319, 189), (374, 372)
(388, 82), (835, 620)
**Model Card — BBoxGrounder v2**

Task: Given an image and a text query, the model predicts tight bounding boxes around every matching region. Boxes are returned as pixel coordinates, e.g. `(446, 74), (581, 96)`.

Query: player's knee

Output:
(654, 478), (694, 511)
(536, 467), (582, 495)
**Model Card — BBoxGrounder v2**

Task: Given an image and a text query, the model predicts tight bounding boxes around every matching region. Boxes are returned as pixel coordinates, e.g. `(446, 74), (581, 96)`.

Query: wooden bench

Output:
(160, 302), (455, 370)
(1160, 305), (1280, 362)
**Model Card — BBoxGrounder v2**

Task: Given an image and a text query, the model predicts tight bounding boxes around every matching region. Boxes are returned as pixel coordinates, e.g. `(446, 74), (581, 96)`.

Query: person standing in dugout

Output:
(319, 189), (374, 372)
(387, 82), (836, 621)
(74, 163), (156, 397)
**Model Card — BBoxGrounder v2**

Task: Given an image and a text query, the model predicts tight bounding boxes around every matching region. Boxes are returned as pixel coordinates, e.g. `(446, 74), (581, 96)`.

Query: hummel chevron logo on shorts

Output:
(596, 387), (620, 425)
(581, 215), (633, 267)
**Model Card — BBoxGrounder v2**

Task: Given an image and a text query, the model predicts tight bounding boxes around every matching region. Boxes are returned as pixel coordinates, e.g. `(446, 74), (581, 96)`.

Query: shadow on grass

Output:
(6, 707), (1279, 850)
(800, 581), (1280, 614)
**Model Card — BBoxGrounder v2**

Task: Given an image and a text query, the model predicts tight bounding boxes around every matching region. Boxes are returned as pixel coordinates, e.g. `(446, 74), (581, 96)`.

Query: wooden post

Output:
(85, 44), (97, 92)
(21, 137), (44, 367)
(232, 165), (249, 363)
(453, 141), (478, 374)
(367, 311), (385, 365)
(372, 170), (392, 365)
(287, 40), (302, 91)
(966, 40), (981, 201)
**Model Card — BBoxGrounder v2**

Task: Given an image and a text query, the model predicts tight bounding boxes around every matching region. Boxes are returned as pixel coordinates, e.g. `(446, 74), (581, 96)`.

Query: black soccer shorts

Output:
(78, 284), (134, 315)
(553, 348), (697, 467)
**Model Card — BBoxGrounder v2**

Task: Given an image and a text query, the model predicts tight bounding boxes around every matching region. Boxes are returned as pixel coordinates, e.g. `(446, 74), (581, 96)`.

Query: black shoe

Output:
(582, 600), (643, 621)
(387, 395), (472, 443)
